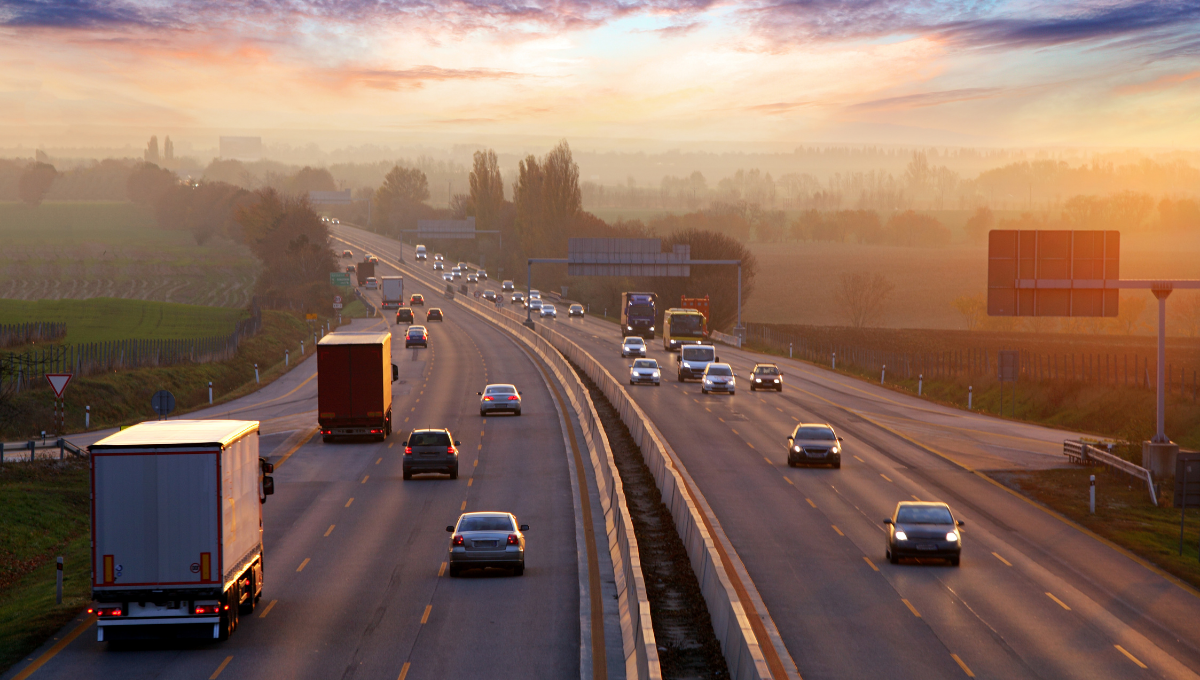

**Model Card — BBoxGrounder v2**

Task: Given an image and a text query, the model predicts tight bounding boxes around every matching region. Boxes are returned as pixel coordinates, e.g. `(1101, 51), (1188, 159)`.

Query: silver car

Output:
(447, 512), (528, 576)
(443, 272), (453, 282)
(478, 383), (521, 416)
(478, 269), (488, 280)
(527, 298), (543, 313)
(701, 363), (736, 395)
(467, 273), (478, 283)
(621, 336), (647, 358)
(511, 291), (525, 304)
(629, 358), (661, 386)
(540, 304), (557, 318)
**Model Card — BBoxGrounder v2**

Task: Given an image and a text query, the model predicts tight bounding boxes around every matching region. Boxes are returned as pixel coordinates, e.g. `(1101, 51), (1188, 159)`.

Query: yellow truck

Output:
(662, 307), (708, 351)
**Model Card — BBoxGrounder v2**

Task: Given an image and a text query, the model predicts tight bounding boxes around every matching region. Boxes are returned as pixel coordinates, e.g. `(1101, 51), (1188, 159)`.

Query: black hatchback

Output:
(404, 428), (460, 480)
(396, 307), (414, 324)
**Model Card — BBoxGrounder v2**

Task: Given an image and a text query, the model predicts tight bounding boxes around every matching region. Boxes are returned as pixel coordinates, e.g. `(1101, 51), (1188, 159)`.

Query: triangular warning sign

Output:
(46, 373), (72, 397)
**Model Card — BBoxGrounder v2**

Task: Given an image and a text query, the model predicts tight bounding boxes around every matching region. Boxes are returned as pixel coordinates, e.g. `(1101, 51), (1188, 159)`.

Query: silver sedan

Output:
(629, 358), (661, 386)
(478, 383), (521, 416)
(447, 512), (528, 576)
(621, 336), (647, 358)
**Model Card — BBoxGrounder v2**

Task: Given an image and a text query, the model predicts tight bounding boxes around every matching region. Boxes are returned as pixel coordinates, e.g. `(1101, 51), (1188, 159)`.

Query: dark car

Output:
(751, 363), (783, 391)
(342, 249), (353, 259)
(786, 423), (842, 468)
(405, 326), (428, 348)
(884, 502), (963, 566)
(403, 428), (459, 480)
(346, 264), (356, 273)
(396, 307), (414, 324)
(483, 290), (497, 302)
(410, 294), (424, 306)
(426, 308), (443, 322)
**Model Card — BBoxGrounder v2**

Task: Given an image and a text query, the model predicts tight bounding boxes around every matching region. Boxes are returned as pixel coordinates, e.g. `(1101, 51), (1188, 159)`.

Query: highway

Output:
(6, 264), (617, 679)
(338, 223), (1200, 680)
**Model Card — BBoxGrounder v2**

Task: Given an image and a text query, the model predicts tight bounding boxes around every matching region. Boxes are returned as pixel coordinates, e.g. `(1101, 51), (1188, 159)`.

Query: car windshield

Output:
(672, 315), (704, 333)
(571, 305), (582, 310)
(794, 426), (836, 440)
(624, 337), (644, 345)
(707, 365), (732, 376)
(754, 366), (779, 375)
(896, 506), (955, 525)
(629, 303), (654, 317)
(459, 516), (515, 532)
(409, 431), (450, 446)
(683, 347), (715, 362)
(486, 386), (516, 394)
(633, 360), (657, 369)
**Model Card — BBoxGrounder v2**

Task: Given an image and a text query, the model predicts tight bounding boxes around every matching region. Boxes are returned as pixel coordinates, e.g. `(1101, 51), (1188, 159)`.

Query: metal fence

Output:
(0, 321), (66, 349)
(0, 305), (262, 394)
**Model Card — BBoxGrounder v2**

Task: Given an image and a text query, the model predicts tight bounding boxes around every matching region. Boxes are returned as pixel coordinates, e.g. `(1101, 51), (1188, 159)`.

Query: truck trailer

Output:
(380, 276), (404, 309)
(318, 331), (399, 442)
(356, 260), (376, 286)
(88, 420), (274, 642)
(620, 292), (658, 339)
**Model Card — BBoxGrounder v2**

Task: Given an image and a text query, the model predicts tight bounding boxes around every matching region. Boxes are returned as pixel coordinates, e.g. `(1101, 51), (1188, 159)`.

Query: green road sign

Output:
(330, 272), (351, 286)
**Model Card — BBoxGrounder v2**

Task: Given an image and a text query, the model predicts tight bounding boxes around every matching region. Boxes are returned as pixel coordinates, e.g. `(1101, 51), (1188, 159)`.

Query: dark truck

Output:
(355, 260), (376, 287)
(318, 331), (399, 442)
(620, 292), (658, 339)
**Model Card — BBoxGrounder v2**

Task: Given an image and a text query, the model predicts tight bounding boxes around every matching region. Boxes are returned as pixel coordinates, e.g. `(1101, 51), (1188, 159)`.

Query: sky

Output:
(1, 0), (1199, 151)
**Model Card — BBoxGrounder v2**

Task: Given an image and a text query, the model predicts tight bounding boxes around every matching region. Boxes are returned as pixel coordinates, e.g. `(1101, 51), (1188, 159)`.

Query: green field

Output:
(0, 298), (244, 344)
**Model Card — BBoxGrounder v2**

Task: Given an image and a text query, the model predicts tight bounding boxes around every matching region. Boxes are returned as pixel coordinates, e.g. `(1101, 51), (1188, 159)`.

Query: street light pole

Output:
(1153, 286), (1172, 443)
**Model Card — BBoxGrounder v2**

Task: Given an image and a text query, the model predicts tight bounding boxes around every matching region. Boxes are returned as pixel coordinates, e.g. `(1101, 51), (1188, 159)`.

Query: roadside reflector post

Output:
(881, 364), (886, 384)
(1090, 474), (1096, 514)
(301, 340), (305, 355)
(255, 363), (260, 384)
(286, 350), (289, 367)
(85, 405), (90, 429)
(1181, 464), (1190, 555)
(918, 374), (923, 396)
(832, 352), (837, 370)
(56, 556), (63, 604)
(208, 381), (213, 404)
(789, 342), (793, 359)
(968, 386), (973, 410)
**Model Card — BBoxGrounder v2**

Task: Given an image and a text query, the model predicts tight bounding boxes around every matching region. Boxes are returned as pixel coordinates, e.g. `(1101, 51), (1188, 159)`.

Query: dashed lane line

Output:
(258, 599), (277, 618)
(296, 558), (310, 572)
(1115, 645), (1148, 669)
(992, 552), (1011, 567)
(902, 599), (921, 618)
(951, 654), (975, 677)
(324, 525), (335, 537)
(209, 656), (233, 680)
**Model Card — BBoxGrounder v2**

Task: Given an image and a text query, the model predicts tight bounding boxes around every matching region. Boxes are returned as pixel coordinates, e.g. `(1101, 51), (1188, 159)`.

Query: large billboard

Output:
(417, 218), (476, 239)
(567, 238), (691, 277)
(987, 230), (1119, 317)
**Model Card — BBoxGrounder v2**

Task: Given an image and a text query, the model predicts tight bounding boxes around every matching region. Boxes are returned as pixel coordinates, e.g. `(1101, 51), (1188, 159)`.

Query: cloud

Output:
(0, 0), (161, 29)
(743, 100), (809, 114)
(1114, 69), (1200, 95)
(935, 2), (1200, 50)
(335, 65), (524, 90)
(849, 88), (1003, 111)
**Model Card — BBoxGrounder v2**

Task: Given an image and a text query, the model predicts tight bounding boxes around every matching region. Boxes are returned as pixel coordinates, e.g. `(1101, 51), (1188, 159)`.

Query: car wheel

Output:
(514, 562), (525, 577)
(515, 409), (522, 416)
(950, 556), (961, 567)
(677, 374), (684, 382)
(450, 466), (459, 480)
(480, 410), (486, 417)
(888, 549), (898, 565)
(630, 380), (635, 385)
(403, 469), (412, 480)
(701, 388), (707, 394)
(448, 564), (461, 578)
(833, 461), (841, 469)
(778, 386), (783, 392)
(750, 385), (755, 391)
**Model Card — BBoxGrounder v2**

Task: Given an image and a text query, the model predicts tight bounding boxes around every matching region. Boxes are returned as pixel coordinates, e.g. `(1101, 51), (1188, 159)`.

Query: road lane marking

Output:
(705, 407), (712, 413)
(1046, 592), (1071, 610)
(411, 407), (415, 412)
(296, 558), (310, 572)
(776, 407), (783, 412)
(478, 444), (482, 450)
(474, 460), (478, 467)
(792, 416), (799, 421)
(863, 557), (879, 571)
(1115, 645), (1147, 668)
(361, 475), (370, 483)
(210, 656), (233, 679)
(345, 498), (354, 507)
(763, 457), (772, 464)
(439, 562), (446, 577)
(461, 500), (467, 510)
(324, 525), (335, 537)
(992, 552), (1011, 566)
(388, 442), (393, 448)
(854, 455), (865, 463)
(468, 478), (473, 486)
(415, 398), (420, 403)
(480, 430), (485, 436)
(832, 525), (844, 536)
(902, 599), (921, 618)
(398, 662), (411, 680)
(376, 458), (382, 465)
(718, 417), (725, 422)
(880, 474), (893, 482)
(911, 495), (921, 501)
(747, 442), (755, 449)
(806, 498), (816, 508)
(731, 429), (739, 435)
(404, 417), (409, 423)
(258, 599), (277, 618)
(420, 605), (432, 624)
(951, 654), (975, 677)
(10, 615), (96, 680)
(273, 427), (318, 469)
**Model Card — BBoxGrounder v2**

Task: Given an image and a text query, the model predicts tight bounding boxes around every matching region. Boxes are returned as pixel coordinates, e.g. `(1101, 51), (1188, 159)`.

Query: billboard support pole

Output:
(1153, 286), (1172, 443)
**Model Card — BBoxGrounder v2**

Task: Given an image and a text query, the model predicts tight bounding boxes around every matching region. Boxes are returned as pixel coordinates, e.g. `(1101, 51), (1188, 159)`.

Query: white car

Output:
(701, 363), (736, 395)
(365, 277), (377, 290)
(629, 358), (661, 386)
(540, 304), (557, 318)
(443, 272), (454, 282)
(529, 289), (541, 300)
(478, 384), (521, 416)
(478, 269), (488, 280)
(527, 298), (543, 313)
(621, 336), (647, 358)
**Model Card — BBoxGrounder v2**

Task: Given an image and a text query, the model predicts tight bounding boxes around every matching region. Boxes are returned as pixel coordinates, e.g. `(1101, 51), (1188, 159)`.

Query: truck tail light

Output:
(322, 429), (332, 435)
(193, 604), (220, 615)
(507, 534), (519, 546)
(90, 605), (124, 617)
(370, 429), (383, 434)
(404, 446), (413, 455)
(507, 396), (519, 401)
(452, 535), (464, 546)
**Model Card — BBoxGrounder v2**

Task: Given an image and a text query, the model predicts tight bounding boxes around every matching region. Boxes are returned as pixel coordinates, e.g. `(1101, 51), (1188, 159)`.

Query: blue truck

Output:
(620, 292), (658, 339)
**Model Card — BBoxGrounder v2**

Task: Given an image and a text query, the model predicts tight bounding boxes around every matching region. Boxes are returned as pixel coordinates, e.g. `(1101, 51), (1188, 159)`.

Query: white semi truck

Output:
(380, 275), (404, 310)
(88, 420), (274, 641)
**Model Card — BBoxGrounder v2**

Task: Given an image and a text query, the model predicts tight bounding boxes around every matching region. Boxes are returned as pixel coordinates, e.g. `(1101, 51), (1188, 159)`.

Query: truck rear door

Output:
(351, 344), (384, 418)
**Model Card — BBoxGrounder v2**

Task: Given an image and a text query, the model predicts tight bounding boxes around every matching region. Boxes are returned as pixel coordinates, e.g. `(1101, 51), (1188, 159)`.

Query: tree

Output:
(951, 294), (986, 330)
(126, 162), (177, 205)
(1114, 294), (1149, 335)
(287, 166), (337, 196)
(834, 272), (894, 328)
(163, 136), (174, 162)
(963, 206), (994, 243)
(235, 189), (337, 310)
(470, 149), (504, 231)
(373, 165), (431, 232)
(655, 229), (757, 331)
(885, 210), (950, 247)
(144, 135), (159, 164)
(18, 162), (57, 206)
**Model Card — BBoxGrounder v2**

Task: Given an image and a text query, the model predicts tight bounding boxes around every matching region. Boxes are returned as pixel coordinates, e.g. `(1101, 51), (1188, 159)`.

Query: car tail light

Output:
(452, 535), (464, 546)
(404, 446), (413, 455)
(90, 605), (124, 617)
(507, 534), (519, 546)
(507, 396), (520, 401)
(193, 604), (220, 615)
(483, 396), (494, 401)
(322, 429), (331, 435)
(448, 446), (456, 454)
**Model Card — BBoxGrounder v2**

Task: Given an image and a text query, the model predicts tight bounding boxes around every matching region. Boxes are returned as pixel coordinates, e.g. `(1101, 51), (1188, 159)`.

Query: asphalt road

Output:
(6, 268), (594, 680)
(340, 224), (1200, 680)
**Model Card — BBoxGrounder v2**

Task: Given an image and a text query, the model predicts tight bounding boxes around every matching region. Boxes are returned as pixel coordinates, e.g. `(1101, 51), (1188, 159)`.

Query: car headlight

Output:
(649, 326), (655, 331)
(946, 531), (959, 542)
(894, 531), (908, 541)
(627, 326), (633, 330)
(652, 371), (660, 377)
(755, 378), (762, 382)
(831, 446), (839, 454)
(792, 446), (801, 453)
(772, 379), (779, 383)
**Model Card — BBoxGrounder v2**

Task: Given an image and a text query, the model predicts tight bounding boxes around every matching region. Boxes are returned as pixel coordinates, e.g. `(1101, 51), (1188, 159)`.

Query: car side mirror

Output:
(392, 364), (399, 382)
(520, 524), (529, 531)
(454, 440), (461, 446)
(786, 436), (792, 442)
(446, 526), (454, 532)
(262, 476), (275, 497)
(716, 356), (721, 362)
(837, 437), (844, 442)
(883, 518), (893, 525)
(477, 391), (483, 395)
(957, 520), (965, 527)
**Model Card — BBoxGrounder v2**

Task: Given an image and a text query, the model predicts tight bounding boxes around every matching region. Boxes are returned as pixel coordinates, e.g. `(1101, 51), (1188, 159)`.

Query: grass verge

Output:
(0, 298), (244, 345)
(0, 458), (91, 674)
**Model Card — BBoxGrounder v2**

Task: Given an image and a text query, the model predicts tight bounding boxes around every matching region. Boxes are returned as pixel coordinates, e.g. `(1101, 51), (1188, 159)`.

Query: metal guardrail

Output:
(710, 330), (742, 348)
(0, 437), (86, 463)
(1064, 440), (1157, 506)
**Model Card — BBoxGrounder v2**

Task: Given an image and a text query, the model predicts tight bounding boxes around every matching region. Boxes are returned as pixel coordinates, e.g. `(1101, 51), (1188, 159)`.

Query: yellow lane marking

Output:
(398, 662), (411, 680)
(388, 442), (394, 448)
(1115, 645), (1147, 669)
(880, 474), (893, 482)
(776, 407), (783, 412)
(461, 500), (467, 510)
(747, 442), (755, 449)
(854, 455), (865, 463)
(832, 525), (844, 536)
(404, 417), (409, 423)
(705, 407), (712, 413)
(784, 477), (794, 485)
(806, 498), (816, 508)
(411, 407), (416, 412)
(345, 498), (354, 507)
(273, 427), (318, 469)
(296, 558), (310, 572)
(468, 478), (473, 486)
(951, 654), (975, 677)
(902, 599), (921, 618)
(376, 458), (382, 465)
(420, 605), (432, 624)
(478, 444), (482, 450)
(718, 417), (725, 423)
(731, 429), (739, 435)
(481, 430), (485, 436)
(361, 475), (369, 483)
(863, 556), (879, 571)
(11, 614), (96, 680)
(324, 525), (335, 537)
(911, 495), (921, 501)
(1046, 592), (1071, 610)
(992, 552), (1012, 566)
(439, 562), (446, 577)
(210, 656), (233, 680)
(474, 460), (478, 467)
(792, 416), (799, 421)
(764, 457), (772, 465)
(258, 599), (277, 618)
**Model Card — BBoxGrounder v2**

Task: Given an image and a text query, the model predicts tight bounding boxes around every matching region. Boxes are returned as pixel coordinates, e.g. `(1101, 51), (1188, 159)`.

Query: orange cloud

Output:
(1115, 70), (1200, 95)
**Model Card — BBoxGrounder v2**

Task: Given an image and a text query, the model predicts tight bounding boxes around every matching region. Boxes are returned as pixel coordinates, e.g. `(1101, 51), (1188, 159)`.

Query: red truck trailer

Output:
(318, 331), (398, 442)
(88, 420), (274, 642)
